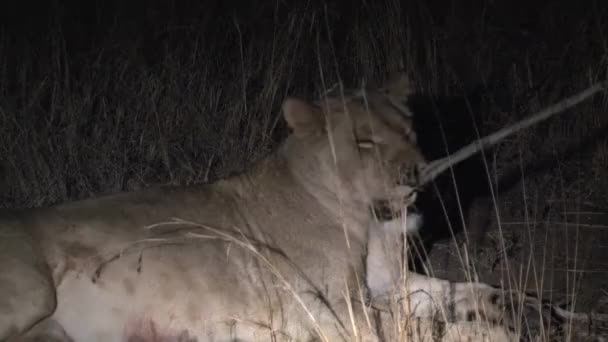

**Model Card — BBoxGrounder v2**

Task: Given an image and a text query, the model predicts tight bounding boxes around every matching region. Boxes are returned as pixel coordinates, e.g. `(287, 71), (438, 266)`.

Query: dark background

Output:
(1, 0), (605, 206)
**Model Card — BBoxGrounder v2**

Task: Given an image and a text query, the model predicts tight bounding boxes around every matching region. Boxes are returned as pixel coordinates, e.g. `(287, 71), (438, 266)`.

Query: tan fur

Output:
(0, 78), (427, 341)
(365, 214), (518, 342)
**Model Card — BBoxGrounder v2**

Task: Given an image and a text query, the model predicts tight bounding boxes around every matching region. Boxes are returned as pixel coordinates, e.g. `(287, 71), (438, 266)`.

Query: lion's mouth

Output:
(370, 197), (420, 221)
(391, 185), (419, 203)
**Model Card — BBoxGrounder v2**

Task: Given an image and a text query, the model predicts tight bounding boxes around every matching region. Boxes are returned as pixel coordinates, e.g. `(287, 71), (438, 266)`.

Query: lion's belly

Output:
(49, 240), (342, 342)
(50, 243), (288, 341)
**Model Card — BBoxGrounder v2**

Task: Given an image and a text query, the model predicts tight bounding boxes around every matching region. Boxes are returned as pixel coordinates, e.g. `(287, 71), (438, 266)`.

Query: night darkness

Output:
(1, 0), (608, 340)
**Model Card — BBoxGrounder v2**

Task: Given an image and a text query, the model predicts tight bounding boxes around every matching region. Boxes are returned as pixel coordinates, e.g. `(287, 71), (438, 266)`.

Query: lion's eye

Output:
(356, 140), (375, 149)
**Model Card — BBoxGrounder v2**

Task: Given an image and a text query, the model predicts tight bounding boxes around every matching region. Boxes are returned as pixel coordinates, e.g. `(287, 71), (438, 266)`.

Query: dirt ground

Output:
(422, 188), (608, 339)
(406, 90), (608, 340)
(426, 192), (608, 309)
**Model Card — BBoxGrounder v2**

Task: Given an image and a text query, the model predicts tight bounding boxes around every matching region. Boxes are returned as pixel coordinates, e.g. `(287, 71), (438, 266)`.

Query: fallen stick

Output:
(420, 81), (607, 185)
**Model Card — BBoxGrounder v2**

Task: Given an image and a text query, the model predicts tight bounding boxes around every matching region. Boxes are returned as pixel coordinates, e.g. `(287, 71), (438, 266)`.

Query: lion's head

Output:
(280, 75), (426, 217)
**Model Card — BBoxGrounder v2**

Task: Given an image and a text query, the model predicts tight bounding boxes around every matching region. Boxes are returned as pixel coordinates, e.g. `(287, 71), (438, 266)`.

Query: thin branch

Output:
(420, 81), (607, 185)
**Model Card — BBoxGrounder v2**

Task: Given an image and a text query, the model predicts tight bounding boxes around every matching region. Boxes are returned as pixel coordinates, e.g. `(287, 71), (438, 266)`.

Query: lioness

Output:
(1, 78), (428, 341)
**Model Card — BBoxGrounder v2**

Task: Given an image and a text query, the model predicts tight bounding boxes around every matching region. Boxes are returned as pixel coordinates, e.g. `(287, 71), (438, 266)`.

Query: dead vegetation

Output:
(1, 0), (608, 340)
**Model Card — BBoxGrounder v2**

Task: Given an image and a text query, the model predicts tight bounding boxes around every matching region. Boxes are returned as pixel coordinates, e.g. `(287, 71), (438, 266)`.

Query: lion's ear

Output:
(383, 72), (414, 97)
(282, 97), (323, 137)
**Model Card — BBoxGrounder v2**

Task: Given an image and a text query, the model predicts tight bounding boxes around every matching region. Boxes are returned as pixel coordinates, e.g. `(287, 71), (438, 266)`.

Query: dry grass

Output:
(2, 0), (608, 340)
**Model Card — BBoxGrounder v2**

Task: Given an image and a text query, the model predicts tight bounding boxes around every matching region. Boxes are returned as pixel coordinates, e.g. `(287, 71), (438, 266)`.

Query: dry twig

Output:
(420, 81), (607, 184)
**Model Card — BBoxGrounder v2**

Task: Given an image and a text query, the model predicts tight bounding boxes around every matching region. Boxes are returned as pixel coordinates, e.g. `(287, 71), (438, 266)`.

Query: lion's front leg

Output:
(366, 214), (508, 325)
(0, 227), (56, 340)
